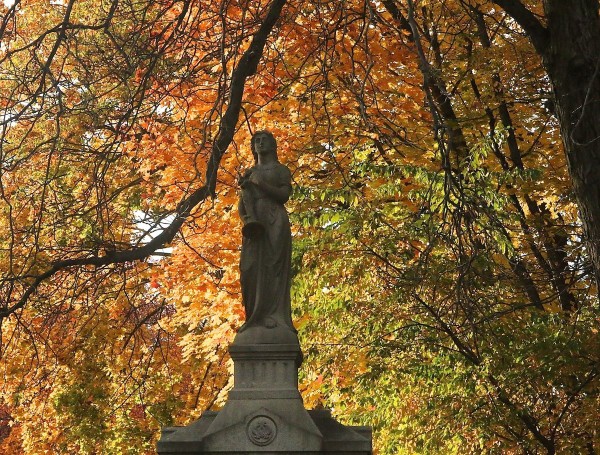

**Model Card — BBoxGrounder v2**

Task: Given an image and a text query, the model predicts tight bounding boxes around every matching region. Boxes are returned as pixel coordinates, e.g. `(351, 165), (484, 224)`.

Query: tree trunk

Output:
(492, 0), (600, 296)
(542, 0), (600, 294)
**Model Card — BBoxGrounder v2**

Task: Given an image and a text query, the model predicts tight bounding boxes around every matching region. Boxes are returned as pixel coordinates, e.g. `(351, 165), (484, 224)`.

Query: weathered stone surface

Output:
(157, 409), (372, 454)
(201, 343), (321, 452)
(231, 323), (300, 347)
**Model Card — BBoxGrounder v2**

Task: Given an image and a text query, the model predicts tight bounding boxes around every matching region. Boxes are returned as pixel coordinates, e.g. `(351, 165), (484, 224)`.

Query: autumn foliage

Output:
(0, 0), (599, 453)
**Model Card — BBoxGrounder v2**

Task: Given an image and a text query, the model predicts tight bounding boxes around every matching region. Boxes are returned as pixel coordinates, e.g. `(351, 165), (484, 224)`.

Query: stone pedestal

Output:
(157, 339), (372, 454)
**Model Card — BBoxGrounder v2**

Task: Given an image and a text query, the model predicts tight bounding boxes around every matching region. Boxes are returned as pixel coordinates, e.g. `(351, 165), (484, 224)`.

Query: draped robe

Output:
(239, 162), (295, 334)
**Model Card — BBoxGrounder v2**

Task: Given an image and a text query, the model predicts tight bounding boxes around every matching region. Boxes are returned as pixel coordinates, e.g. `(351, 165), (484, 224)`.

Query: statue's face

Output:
(253, 133), (275, 157)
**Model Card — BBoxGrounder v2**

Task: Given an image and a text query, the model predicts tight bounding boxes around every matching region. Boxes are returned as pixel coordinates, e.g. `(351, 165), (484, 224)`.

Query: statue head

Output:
(251, 130), (277, 163)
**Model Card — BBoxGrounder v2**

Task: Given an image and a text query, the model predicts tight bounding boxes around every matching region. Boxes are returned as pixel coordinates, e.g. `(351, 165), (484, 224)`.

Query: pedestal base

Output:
(158, 409), (372, 454)
(157, 343), (372, 454)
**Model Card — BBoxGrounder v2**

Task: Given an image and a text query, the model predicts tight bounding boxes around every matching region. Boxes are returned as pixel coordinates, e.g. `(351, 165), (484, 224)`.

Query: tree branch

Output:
(380, 0), (412, 36)
(0, 0), (288, 321)
(491, 0), (549, 55)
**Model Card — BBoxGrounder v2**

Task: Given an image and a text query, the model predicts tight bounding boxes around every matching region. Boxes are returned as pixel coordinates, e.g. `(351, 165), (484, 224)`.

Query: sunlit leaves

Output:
(1, 0), (599, 453)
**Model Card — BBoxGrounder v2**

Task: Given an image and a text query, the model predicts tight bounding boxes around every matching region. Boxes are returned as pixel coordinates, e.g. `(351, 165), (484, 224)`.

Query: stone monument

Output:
(157, 131), (372, 454)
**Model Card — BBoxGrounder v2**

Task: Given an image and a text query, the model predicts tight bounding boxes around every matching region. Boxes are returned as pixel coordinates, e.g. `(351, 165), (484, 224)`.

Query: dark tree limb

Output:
(380, 0), (412, 34)
(490, 0), (549, 55)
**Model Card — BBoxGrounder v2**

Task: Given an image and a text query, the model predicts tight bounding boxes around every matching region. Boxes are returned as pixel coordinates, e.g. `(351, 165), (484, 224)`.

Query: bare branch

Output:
(0, 0), (288, 321)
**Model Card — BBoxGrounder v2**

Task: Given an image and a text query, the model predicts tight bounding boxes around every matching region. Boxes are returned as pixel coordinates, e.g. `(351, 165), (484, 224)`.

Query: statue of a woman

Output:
(237, 131), (296, 343)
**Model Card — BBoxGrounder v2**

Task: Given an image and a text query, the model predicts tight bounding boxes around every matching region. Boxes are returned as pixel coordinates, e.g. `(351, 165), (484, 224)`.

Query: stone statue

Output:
(237, 131), (296, 341)
(157, 130), (373, 454)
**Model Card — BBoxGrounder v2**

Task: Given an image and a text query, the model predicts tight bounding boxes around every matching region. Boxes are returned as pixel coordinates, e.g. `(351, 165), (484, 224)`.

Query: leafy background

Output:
(0, 0), (598, 453)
